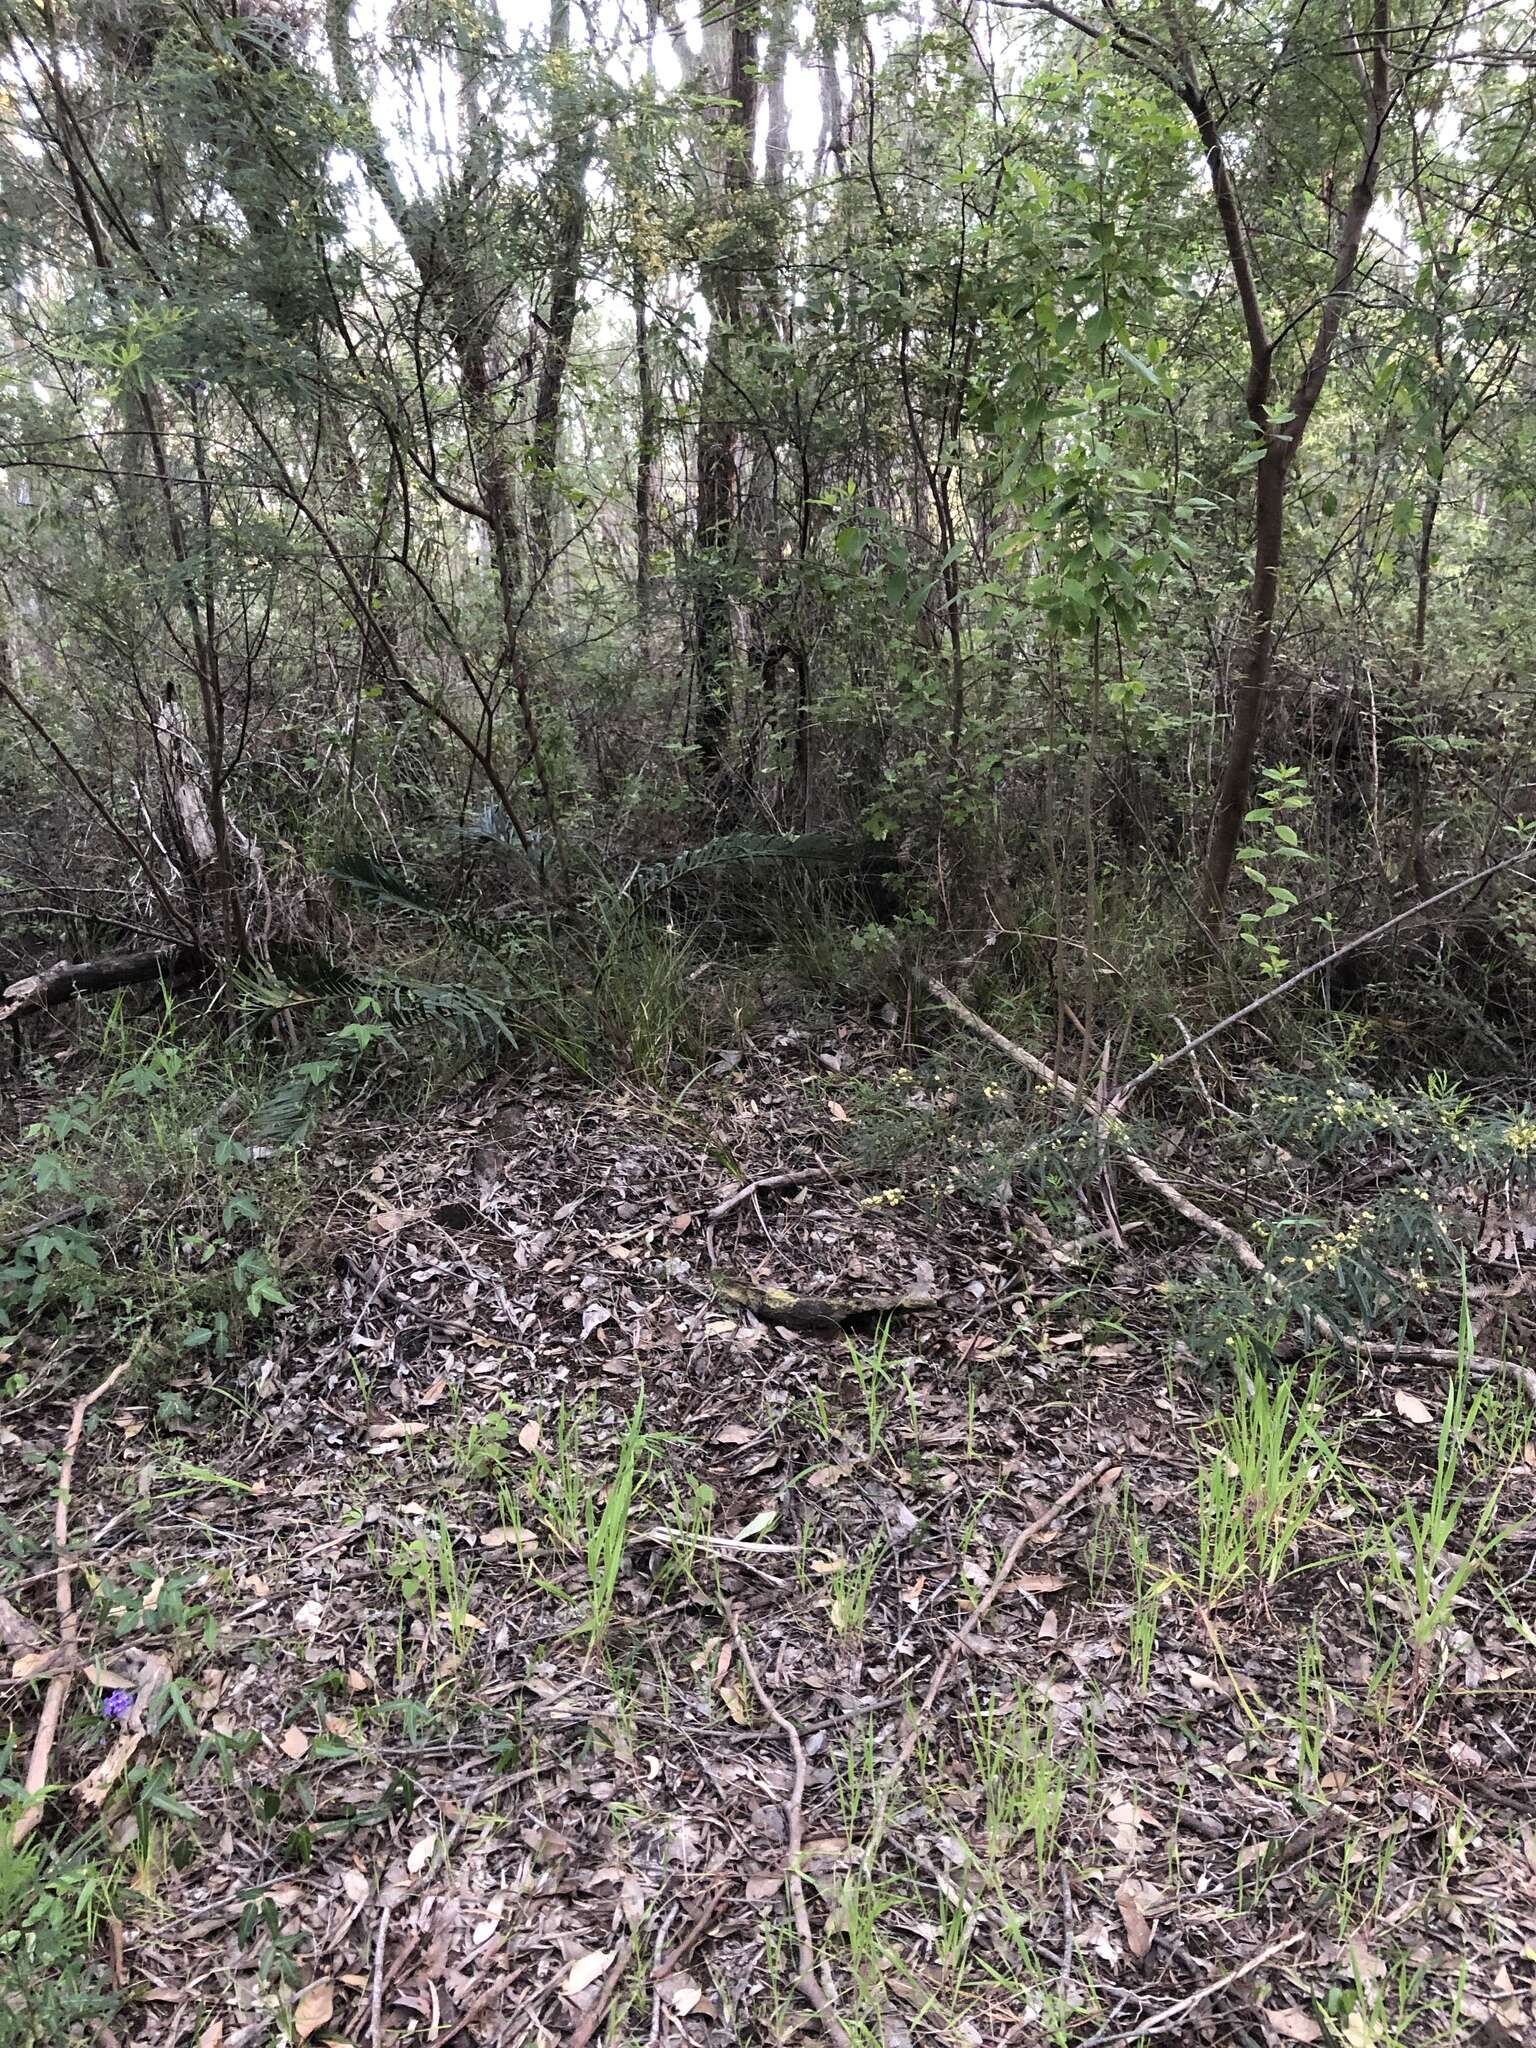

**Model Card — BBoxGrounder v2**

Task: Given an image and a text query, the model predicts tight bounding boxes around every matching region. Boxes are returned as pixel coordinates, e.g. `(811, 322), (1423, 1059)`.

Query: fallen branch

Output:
(0, 946), (203, 1029)
(707, 1164), (839, 1223)
(921, 974), (1536, 1402)
(922, 976), (1262, 1273)
(726, 1606), (852, 2048)
(367, 1900), (394, 2048)
(12, 1356), (133, 1848)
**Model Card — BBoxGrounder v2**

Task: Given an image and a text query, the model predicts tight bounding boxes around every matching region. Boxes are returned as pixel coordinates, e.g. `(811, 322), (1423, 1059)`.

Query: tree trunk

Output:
(692, 9), (765, 798)
(692, 4), (761, 797)
(528, 0), (592, 585)
(633, 254), (657, 620)
(1200, 442), (1287, 916)
(1193, 0), (1392, 920)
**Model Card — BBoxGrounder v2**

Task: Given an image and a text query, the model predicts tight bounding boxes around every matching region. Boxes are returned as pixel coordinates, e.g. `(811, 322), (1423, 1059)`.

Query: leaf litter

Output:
(2, 1013), (1534, 2046)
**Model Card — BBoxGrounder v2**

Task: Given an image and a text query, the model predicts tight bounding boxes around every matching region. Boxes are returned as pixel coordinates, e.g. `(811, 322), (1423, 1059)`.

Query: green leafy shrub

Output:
(0, 1019), (299, 1365)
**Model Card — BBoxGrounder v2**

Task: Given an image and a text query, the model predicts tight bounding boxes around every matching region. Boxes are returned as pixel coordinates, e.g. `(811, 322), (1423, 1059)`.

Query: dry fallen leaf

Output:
(406, 1833), (435, 1875)
(196, 2023), (224, 2048)
(718, 1679), (750, 1726)
(1263, 2009), (1324, 2043)
(1114, 1877), (1155, 1960)
(279, 1726), (310, 1760)
(562, 1947), (616, 1997)
(518, 1418), (542, 1453)
(292, 1978), (334, 2041)
(1393, 1388), (1434, 1426)
(660, 1973), (703, 2015)
(11, 1650), (59, 1681)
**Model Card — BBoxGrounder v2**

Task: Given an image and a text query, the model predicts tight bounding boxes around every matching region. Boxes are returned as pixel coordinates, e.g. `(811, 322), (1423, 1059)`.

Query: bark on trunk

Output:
(1, 948), (205, 1027)
(633, 255), (657, 619)
(528, 0), (592, 585)
(692, 5), (762, 796)
(1193, 0), (1392, 920)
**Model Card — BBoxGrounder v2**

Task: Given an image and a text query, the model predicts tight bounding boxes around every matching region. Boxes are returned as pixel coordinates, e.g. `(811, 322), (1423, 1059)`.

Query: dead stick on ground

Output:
(726, 1607), (853, 2048)
(922, 975), (1536, 1403)
(368, 1900), (393, 2048)
(898, 1457), (1115, 1768)
(707, 1165), (838, 1224)
(13, 1356), (133, 1849)
(1078, 1930), (1303, 2047)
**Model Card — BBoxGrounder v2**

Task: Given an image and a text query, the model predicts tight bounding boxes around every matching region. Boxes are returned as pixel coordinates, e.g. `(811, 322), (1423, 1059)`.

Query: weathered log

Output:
(0, 945), (204, 1027)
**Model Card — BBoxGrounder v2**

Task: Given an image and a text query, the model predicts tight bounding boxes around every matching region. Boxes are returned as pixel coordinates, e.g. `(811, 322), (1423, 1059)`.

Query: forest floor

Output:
(5, 1011), (1536, 2048)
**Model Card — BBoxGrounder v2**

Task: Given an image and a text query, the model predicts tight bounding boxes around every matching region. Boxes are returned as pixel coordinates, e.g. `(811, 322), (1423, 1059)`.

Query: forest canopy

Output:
(2, 0), (1533, 1002)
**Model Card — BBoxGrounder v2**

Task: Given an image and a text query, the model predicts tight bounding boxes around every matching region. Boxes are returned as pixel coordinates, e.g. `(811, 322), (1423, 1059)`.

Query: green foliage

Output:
(0, 1022), (297, 1363)
(1193, 1355), (1341, 1604)
(0, 1830), (120, 2044)
(1234, 767), (1314, 976)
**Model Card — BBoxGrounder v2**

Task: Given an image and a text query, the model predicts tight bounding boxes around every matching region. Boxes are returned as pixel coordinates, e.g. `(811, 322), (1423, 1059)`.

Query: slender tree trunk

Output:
(528, 0), (592, 585)
(1193, 0), (1392, 919)
(326, 0), (566, 869)
(1201, 442), (1287, 915)
(1404, 478), (1441, 893)
(633, 254), (657, 621)
(692, 3), (761, 797)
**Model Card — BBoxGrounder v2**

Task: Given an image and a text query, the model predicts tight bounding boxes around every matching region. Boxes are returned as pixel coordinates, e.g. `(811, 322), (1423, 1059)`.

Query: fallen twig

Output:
(653, 1876), (728, 1980)
(1077, 1930), (1304, 2046)
(726, 1606), (853, 2048)
(368, 1901), (393, 2048)
(900, 1457), (1117, 1764)
(13, 1355), (133, 1848)
(921, 974), (1536, 1402)
(851, 1457), (1114, 1882)
(707, 1164), (839, 1223)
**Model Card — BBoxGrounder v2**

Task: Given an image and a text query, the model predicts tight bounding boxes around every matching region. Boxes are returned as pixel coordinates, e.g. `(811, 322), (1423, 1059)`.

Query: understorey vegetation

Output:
(2, 0), (1535, 2042)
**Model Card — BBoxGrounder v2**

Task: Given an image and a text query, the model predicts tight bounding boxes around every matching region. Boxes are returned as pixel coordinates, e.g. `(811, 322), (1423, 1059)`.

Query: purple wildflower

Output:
(102, 1689), (135, 1723)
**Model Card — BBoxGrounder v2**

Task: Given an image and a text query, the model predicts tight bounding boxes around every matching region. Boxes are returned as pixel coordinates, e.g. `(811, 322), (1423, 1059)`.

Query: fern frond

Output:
(626, 831), (867, 907)
(327, 853), (442, 917)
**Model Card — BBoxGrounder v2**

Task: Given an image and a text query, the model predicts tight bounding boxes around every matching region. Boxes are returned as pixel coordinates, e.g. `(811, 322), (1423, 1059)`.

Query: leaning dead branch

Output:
(921, 974), (1536, 1402)
(1110, 840), (1536, 1114)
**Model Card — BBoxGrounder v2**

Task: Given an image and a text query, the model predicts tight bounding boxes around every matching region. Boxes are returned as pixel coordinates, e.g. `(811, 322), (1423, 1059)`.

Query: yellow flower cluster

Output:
(1277, 1207), (1376, 1275)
